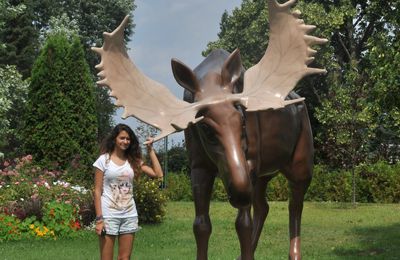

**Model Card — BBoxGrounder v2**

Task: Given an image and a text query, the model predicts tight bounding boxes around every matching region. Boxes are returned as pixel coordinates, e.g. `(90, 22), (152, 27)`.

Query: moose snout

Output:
(227, 180), (252, 208)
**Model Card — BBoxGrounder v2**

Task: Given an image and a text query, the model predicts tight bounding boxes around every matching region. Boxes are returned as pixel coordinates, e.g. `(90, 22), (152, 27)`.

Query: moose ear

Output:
(221, 49), (242, 89)
(171, 58), (199, 94)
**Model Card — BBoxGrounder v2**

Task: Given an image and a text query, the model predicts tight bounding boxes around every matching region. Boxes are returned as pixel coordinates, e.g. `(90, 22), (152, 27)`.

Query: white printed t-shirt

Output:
(93, 154), (138, 218)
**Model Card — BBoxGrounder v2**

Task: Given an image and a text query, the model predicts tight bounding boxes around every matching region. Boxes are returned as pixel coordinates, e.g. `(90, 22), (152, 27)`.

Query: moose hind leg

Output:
(191, 169), (215, 260)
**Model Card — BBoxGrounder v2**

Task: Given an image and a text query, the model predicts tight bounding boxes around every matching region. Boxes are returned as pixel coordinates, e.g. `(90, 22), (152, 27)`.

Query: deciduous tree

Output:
(204, 0), (400, 167)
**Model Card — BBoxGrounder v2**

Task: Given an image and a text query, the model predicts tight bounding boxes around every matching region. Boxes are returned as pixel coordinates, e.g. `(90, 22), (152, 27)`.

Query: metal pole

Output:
(163, 136), (168, 188)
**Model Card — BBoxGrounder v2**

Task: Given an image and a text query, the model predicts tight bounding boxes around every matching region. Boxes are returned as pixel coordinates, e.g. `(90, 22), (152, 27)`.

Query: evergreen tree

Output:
(23, 33), (97, 174)
(0, 0), (38, 79)
(0, 0), (136, 142)
(64, 36), (98, 170)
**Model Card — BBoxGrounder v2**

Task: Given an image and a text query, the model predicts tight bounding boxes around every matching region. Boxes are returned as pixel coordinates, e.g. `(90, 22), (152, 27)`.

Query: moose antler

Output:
(91, 16), (204, 142)
(92, 0), (327, 141)
(239, 0), (327, 111)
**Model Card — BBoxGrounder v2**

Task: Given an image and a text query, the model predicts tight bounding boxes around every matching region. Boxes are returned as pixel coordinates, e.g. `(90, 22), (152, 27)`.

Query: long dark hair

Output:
(100, 123), (142, 171)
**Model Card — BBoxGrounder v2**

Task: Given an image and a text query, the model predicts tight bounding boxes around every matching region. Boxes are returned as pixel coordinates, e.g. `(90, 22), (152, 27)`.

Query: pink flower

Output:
(47, 171), (56, 178)
(3, 161), (10, 167)
(14, 182), (20, 185)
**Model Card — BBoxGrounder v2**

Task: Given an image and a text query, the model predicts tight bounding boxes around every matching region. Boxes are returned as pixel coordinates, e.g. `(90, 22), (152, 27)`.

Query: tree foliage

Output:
(23, 33), (97, 172)
(158, 142), (189, 174)
(0, 0), (26, 51)
(0, 65), (28, 156)
(0, 0), (136, 141)
(204, 0), (400, 167)
(0, 0), (37, 78)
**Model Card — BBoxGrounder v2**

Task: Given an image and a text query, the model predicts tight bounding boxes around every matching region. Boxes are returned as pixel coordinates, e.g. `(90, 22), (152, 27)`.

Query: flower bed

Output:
(0, 155), (94, 241)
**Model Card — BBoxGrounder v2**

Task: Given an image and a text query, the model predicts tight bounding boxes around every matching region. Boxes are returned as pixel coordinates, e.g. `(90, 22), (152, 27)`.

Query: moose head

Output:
(92, 0), (327, 259)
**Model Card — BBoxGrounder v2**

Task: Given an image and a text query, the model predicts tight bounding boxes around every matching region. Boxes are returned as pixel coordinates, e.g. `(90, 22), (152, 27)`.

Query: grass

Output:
(1, 201), (399, 259)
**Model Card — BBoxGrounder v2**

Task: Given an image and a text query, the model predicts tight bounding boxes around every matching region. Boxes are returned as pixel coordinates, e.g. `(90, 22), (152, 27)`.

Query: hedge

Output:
(165, 162), (400, 203)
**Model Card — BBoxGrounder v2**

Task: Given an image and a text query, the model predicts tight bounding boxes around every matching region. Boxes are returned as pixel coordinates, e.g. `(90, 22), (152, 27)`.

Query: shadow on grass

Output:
(333, 223), (400, 259)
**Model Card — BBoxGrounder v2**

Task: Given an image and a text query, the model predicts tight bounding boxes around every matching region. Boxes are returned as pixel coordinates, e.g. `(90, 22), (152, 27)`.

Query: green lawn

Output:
(1, 201), (399, 259)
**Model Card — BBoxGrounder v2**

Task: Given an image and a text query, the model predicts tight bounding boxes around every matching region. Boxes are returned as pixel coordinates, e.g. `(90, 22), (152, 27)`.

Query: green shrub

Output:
(165, 172), (228, 202)
(0, 214), (26, 241)
(306, 165), (353, 202)
(159, 162), (400, 203)
(0, 201), (82, 241)
(267, 174), (289, 201)
(165, 172), (192, 201)
(356, 161), (400, 203)
(134, 176), (167, 224)
(211, 178), (228, 201)
(42, 201), (81, 237)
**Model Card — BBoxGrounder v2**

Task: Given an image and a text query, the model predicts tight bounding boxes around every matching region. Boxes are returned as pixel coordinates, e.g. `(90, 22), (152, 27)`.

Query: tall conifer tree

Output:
(24, 33), (97, 175)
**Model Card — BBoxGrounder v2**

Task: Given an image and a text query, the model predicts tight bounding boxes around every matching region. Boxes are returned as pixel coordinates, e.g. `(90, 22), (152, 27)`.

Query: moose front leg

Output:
(191, 168), (216, 260)
(251, 175), (272, 253)
(235, 206), (253, 260)
(228, 180), (254, 260)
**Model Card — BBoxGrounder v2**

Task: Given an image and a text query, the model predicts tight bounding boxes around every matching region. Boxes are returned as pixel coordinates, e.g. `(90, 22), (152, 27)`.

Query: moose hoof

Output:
(289, 253), (301, 260)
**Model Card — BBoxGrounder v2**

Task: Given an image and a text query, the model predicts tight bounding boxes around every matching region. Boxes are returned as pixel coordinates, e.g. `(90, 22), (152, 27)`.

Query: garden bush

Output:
(0, 201), (83, 241)
(165, 172), (192, 201)
(211, 178), (228, 201)
(267, 174), (289, 201)
(306, 165), (353, 202)
(163, 162), (400, 203)
(134, 176), (167, 224)
(356, 161), (400, 203)
(164, 172), (228, 202)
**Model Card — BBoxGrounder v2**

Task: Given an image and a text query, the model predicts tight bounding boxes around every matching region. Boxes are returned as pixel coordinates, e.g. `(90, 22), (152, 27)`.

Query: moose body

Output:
(180, 50), (313, 260)
(93, 1), (326, 259)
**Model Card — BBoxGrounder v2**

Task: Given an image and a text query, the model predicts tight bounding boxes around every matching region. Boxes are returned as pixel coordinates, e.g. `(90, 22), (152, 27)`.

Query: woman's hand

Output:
(141, 137), (163, 178)
(95, 221), (104, 236)
(144, 137), (155, 151)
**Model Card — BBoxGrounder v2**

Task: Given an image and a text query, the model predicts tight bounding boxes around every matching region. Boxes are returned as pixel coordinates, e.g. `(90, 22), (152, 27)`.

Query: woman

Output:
(93, 123), (163, 260)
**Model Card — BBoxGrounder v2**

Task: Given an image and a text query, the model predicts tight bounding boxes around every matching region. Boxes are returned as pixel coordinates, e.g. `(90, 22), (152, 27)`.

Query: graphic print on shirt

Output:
(109, 171), (133, 211)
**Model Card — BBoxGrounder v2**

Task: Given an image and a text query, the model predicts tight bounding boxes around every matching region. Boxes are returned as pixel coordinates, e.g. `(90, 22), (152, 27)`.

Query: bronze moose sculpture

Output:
(92, 0), (327, 259)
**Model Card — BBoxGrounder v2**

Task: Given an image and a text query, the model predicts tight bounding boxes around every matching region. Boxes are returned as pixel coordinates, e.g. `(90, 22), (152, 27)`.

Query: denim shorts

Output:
(103, 217), (141, 236)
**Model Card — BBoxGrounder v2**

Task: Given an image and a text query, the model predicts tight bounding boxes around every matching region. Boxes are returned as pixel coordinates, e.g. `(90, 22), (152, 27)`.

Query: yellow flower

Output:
(29, 224), (35, 229)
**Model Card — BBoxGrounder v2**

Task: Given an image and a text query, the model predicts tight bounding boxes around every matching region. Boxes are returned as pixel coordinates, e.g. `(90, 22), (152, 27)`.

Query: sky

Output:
(113, 0), (242, 145)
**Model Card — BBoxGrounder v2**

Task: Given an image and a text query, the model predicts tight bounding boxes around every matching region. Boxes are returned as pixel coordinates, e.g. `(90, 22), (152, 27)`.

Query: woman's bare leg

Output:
(99, 235), (116, 260)
(118, 233), (135, 260)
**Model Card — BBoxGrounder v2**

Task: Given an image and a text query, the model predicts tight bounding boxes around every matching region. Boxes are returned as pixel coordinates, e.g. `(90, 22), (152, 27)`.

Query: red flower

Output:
(69, 219), (81, 230)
